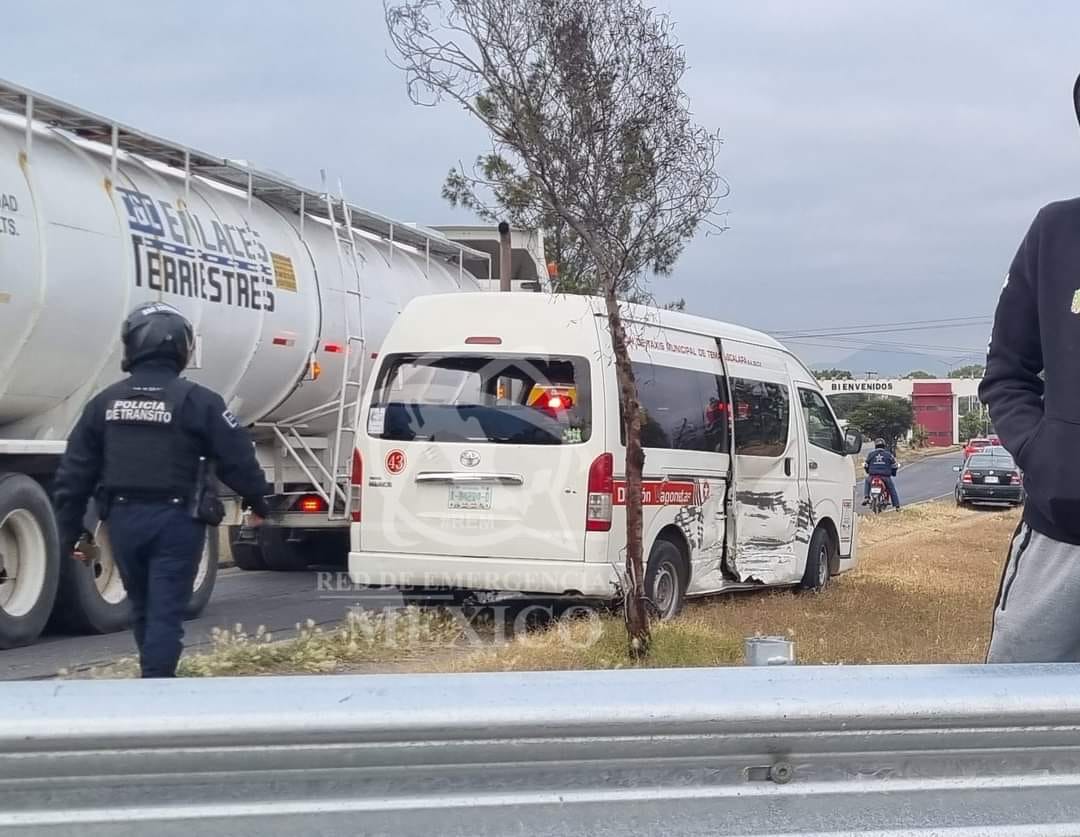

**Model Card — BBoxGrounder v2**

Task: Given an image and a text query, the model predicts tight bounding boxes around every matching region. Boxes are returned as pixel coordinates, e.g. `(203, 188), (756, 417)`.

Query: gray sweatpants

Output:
(987, 523), (1080, 663)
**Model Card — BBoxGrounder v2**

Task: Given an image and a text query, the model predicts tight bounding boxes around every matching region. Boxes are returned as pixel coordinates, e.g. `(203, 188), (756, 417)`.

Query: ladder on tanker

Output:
(324, 182), (367, 523)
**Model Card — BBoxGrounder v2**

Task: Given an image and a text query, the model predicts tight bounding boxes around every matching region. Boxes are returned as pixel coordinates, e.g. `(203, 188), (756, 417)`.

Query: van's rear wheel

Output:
(0, 474), (60, 649)
(646, 538), (687, 620)
(800, 526), (834, 592)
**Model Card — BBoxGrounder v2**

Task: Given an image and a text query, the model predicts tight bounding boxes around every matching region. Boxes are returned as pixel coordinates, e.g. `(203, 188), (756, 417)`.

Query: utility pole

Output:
(498, 221), (512, 292)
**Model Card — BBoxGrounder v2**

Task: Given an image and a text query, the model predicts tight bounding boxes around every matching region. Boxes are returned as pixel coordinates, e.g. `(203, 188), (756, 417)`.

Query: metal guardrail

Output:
(2, 665), (1080, 835)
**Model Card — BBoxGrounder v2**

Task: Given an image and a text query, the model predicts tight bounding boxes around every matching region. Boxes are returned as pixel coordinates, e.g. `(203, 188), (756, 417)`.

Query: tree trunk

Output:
(603, 289), (650, 657)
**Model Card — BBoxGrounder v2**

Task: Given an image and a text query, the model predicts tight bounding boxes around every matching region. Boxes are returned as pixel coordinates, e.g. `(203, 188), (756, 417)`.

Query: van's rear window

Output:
(368, 354), (592, 445)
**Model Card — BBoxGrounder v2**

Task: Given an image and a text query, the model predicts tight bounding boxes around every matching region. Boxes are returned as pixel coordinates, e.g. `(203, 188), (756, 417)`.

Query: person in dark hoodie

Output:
(53, 302), (271, 677)
(980, 75), (1080, 663)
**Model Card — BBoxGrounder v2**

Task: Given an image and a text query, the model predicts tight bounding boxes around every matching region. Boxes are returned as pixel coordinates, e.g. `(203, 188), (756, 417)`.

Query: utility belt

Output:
(98, 457), (224, 526)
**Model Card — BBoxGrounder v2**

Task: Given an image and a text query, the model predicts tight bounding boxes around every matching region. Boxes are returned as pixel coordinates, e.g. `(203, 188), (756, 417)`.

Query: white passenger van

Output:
(349, 294), (862, 616)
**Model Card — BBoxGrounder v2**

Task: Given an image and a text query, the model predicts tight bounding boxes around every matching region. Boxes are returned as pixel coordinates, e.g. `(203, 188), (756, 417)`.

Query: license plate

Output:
(984, 476), (999, 484)
(870, 487), (883, 495)
(448, 485), (493, 510)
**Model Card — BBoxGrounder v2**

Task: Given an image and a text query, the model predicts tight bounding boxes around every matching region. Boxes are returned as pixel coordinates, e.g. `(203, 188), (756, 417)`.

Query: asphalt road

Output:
(855, 449), (962, 512)
(0, 567), (403, 681)
(1, 450), (964, 680)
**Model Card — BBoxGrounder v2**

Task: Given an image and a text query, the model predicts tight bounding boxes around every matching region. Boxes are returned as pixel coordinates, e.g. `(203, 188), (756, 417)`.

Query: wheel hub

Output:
(653, 562), (676, 617)
(90, 525), (128, 606)
(0, 509), (48, 617)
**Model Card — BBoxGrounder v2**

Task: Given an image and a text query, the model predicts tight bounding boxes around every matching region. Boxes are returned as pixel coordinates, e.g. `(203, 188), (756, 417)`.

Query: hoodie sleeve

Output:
(979, 211), (1045, 465)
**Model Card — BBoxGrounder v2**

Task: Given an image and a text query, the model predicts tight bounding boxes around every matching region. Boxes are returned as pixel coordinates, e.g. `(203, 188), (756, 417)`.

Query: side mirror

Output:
(952, 465), (961, 472)
(843, 429), (863, 456)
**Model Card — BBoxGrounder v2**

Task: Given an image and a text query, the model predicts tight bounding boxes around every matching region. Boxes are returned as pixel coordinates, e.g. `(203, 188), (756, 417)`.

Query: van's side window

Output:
(632, 362), (730, 453)
(799, 388), (844, 454)
(731, 378), (789, 457)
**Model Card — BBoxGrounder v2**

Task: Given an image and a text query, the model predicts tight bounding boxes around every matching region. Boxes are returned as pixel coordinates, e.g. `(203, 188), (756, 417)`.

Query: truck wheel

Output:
(228, 525), (267, 571)
(0, 473), (60, 649)
(259, 526), (310, 571)
(799, 526), (834, 592)
(645, 538), (687, 620)
(56, 521), (220, 634)
(53, 522), (131, 634)
(185, 527), (219, 619)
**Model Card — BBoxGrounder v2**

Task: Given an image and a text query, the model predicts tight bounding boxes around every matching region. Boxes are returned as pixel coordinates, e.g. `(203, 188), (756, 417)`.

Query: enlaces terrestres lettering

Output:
(119, 186), (278, 312)
(105, 400), (173, 424)
(131, 236), (276, 312)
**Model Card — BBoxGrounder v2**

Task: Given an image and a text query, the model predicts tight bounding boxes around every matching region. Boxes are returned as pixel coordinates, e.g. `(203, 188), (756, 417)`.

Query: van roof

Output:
(395, 293), (788, 353)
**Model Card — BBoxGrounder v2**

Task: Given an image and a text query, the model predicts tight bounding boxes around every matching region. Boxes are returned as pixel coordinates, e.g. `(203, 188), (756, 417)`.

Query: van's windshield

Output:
(368, 353), (592, 445)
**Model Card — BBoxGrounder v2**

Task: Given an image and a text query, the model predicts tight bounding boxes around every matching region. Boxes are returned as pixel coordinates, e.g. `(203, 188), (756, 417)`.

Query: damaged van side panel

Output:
(732, 489), (799, 584)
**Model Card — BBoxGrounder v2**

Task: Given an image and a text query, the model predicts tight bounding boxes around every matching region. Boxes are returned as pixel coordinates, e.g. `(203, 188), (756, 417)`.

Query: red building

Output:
(911, 382), (954, 447)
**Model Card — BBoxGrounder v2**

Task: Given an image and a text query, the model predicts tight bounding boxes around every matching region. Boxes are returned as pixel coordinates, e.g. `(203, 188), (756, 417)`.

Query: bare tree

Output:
(386, 0), (724, 655)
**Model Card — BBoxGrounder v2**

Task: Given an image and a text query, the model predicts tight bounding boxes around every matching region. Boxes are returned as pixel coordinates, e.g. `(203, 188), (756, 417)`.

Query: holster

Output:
(188, 457), (226, 526)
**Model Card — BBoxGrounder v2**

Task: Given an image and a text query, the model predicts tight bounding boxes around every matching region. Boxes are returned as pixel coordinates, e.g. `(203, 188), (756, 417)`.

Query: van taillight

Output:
(586, 453), (613, 532)
(351, 449), (363, 522)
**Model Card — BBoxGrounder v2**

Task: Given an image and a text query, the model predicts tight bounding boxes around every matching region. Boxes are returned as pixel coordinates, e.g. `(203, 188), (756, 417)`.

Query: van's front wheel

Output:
(800, 526), (834, 592)
(646, 538), (687, 620)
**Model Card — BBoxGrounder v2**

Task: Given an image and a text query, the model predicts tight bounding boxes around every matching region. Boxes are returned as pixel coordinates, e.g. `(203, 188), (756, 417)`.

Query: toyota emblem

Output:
(460, 449), (481, 468)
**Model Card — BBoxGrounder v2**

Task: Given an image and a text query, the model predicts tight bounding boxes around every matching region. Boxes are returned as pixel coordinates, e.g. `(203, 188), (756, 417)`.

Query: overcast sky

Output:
(7, 1), (1080, 369)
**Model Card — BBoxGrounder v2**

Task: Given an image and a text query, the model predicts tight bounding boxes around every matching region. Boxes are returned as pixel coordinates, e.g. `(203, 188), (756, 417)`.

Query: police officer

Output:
(53, 302), (272, 678)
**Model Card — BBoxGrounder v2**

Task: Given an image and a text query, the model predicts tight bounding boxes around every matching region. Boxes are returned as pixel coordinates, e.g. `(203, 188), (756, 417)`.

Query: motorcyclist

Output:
(862, 438), (901, 509)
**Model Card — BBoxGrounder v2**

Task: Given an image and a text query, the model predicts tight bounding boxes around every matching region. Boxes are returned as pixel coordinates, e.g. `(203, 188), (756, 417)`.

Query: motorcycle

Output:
(868, 475), (892, 514)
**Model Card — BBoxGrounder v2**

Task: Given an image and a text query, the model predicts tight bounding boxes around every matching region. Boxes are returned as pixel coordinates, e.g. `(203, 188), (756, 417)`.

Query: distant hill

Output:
(812, 347), (984, 379)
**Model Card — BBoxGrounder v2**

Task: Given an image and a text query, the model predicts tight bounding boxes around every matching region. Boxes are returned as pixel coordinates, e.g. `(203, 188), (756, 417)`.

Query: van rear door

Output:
(359, 351), (600, 562)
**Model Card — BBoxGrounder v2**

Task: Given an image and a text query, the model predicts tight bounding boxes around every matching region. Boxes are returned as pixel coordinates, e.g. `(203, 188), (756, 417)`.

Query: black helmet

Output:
(121, 302), (194, 372)
(874, 438), (887, 449)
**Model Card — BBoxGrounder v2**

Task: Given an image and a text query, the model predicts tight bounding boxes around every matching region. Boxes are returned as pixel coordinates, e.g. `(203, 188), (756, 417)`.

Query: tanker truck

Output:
(0, 80), (521, 649)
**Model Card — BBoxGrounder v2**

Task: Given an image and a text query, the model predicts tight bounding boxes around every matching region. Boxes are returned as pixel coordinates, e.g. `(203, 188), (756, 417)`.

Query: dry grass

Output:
(436, 615), (743, 673)
(680, 503), (1018, 664)
(70, 608), (462, 679)
(443, 502), (1019, 672)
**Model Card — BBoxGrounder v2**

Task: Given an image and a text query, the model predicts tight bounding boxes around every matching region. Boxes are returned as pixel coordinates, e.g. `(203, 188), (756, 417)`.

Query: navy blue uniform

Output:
(863, 448), (900, 508)
(54, 360), (271, 677)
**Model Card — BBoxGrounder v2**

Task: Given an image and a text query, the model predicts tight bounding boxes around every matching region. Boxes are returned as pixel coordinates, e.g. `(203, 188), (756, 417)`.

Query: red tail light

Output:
(351, 449), (363, 522)
(298, 494), (328, 514)
(1011, 471), (1022, 485)
(962, 471), (973, 483)
(586, 453), (613, 532)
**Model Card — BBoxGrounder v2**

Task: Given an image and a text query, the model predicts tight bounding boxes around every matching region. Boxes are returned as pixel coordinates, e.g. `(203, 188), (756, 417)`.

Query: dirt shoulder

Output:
(896, 444), (963, 465)
(433, 502), (1019, 671)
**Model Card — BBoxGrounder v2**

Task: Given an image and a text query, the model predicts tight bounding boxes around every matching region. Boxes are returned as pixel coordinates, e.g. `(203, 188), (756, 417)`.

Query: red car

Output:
(963, 437), (992, 459)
